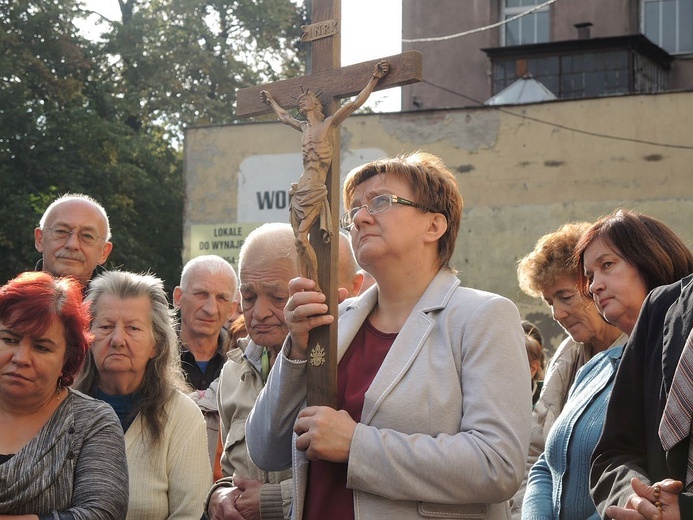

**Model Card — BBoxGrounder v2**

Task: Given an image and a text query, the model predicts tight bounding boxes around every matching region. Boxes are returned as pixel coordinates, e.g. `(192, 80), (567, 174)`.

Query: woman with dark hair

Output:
(0, 271), (128, 519)
(524, 332), (545, 408)
(75, 271), (211, 519)
(576, 208), (693, 336)
(574, 209), (693, 519)
(522, 320), (544, 351)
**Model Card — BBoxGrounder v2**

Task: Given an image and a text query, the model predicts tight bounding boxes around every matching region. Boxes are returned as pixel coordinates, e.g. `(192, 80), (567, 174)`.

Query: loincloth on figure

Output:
(289, 182), (333, 243)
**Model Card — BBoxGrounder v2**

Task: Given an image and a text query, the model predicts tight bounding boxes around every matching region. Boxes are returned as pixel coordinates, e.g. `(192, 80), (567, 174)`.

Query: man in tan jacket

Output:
(207, 223), (297, 520)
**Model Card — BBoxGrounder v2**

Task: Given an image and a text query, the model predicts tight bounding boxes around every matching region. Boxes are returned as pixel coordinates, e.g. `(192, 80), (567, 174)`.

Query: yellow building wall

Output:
(184, 91), (693, 350)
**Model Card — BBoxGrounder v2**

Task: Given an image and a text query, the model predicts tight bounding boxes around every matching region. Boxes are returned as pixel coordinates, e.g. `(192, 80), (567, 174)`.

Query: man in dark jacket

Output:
(591, 273), (693, 519)
(174, 255), (238, 391)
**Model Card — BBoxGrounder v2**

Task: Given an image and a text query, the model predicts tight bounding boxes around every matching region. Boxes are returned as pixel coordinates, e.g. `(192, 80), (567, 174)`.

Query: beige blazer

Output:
(247, 269), (532, 519)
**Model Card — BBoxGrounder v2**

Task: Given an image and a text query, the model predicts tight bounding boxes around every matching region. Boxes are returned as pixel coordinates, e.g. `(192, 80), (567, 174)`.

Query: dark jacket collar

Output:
(34, 259), (108, 295)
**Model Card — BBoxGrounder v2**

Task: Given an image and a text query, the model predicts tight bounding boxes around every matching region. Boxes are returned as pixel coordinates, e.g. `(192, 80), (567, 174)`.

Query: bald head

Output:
(358, 269), (376, 295)
(173, 255), (238, 346)
(34, 194), (113, 284)
(338, 232), (363, 297)
(238, 223), (298, 349)
(179, 255), (238, 292)
(239, 223), (297, 275)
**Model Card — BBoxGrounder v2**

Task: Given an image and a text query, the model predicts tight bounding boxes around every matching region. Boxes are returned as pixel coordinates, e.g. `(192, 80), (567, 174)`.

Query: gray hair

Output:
(238, 223), (297, 275)
(75, 270), (186, 444)
(179, 255), (238, 292)
(39, 193), (112, 241)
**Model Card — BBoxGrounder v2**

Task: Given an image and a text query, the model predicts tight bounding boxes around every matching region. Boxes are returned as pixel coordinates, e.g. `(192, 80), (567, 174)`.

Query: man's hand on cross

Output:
(284, 277), (348, 361)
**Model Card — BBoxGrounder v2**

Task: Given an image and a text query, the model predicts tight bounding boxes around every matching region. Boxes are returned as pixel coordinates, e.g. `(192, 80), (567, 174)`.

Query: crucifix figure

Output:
(236, 0), (422, 407)
(260, 60), (390, 293)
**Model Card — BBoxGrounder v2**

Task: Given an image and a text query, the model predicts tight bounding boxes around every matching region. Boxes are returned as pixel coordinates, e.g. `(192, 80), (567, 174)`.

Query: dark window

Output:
(492, 50), (641, 99)
(485, 35), (671, 101)
(503, 0), (550, 46)
(644, 0), (693, 54)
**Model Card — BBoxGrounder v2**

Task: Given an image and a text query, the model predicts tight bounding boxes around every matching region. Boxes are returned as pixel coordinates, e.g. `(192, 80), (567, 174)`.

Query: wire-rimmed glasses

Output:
(339, 194), (435, 230)
(45, 225), (105, 247)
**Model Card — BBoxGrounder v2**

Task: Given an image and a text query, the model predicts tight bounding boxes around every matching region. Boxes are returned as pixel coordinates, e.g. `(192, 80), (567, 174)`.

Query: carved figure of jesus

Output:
(261, 60), (390, 292)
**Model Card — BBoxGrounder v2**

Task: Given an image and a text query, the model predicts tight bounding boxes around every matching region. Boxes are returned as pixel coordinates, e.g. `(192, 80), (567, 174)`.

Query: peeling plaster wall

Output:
(184, 91), (693, 352)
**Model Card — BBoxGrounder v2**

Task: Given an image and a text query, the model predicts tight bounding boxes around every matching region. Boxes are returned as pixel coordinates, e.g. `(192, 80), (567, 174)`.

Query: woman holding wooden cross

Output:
(246, 151), (531, 519)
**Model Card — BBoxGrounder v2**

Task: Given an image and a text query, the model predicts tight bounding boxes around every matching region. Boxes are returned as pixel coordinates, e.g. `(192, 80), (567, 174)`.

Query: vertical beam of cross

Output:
(235, 0), (422, 407)
(303, 0), (340, 407)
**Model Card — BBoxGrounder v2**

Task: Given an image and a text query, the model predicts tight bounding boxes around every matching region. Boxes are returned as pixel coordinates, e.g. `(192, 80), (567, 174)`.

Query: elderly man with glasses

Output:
(34, 193), (113, 287)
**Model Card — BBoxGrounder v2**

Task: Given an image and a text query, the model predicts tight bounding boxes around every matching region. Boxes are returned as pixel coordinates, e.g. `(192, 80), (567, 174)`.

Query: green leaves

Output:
(0, 0), (305, 291)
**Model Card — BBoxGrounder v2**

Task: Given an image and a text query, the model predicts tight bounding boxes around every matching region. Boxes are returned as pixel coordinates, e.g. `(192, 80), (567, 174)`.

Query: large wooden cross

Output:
(236, 0), (422, 407)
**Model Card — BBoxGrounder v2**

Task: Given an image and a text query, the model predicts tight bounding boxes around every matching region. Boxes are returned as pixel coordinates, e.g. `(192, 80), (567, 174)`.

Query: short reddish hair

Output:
(343, 152), (463, 271)
(0, 271), (92, 385)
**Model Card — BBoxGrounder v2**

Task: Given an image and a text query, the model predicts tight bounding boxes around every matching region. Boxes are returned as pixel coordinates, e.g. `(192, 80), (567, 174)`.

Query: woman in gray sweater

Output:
(0, 271), (128, 519)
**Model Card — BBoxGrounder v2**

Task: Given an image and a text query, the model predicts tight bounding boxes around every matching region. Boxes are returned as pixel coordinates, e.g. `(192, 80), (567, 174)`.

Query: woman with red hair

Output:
(0, 271), (128, 519)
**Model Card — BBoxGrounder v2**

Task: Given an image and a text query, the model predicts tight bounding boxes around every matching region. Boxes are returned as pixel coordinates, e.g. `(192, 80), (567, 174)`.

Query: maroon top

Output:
(303, 319), (397, 520)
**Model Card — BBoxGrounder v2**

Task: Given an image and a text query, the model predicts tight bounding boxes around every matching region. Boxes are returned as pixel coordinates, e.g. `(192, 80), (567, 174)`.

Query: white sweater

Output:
(124, 390), (211, 520)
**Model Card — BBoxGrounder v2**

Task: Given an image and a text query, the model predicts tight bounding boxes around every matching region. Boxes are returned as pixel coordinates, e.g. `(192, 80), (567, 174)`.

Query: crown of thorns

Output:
(293, 86), (323, 103)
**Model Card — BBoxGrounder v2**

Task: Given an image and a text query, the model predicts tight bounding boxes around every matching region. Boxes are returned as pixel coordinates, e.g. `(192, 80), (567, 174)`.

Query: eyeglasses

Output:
(45, 225), (105, 247)
(339, 194), (436, 230)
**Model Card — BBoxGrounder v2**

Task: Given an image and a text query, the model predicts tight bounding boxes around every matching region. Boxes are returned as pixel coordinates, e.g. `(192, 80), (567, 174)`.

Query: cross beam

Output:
(236, 51), (423, 118)
(235, 0), (422, 407)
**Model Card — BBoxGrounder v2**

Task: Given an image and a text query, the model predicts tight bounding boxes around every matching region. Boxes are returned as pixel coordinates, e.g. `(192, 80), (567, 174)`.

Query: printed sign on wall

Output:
(189, 223), (263, 268)
(237, 148), (388, 222)
(186, 149), (387, 266)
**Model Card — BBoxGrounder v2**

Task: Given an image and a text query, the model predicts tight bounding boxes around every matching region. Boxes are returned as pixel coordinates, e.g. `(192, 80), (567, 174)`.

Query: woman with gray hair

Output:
(76, 271), (211, 519)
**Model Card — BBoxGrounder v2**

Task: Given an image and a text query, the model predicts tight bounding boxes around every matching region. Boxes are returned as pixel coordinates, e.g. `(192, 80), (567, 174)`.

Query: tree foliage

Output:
(0, 0), (305, 292)
(100, 0), (306, 139)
